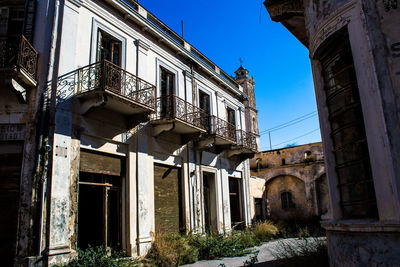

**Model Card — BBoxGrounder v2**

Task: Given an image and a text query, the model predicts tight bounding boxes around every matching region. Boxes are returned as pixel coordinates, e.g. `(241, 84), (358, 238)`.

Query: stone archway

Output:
(264, 175), (310, 220)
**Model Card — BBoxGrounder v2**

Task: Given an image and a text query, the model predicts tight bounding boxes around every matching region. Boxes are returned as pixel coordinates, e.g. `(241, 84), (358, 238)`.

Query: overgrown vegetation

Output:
(271, 237), (329, 267)
(145, 232), (198, 266)
(253, 221), (279, 242)
(58, 246), (134, 267)
(61, 220), (314, 267)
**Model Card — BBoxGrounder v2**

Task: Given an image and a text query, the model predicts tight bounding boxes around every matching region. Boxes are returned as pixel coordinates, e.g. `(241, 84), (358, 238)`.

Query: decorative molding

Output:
(265, 0), (303, 22)
(309, 1), (357, 58)
(67, 0), (83, 8)
(136, 39), (150, 51)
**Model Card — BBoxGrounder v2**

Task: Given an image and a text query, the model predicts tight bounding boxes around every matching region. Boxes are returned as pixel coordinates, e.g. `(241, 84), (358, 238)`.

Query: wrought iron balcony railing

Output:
(237, 130), (258, 152)
(152, 95), (208, 130)
(0, 35), (38, 81)
(52, 60), (155, 110)
(208, 116), (237, 143)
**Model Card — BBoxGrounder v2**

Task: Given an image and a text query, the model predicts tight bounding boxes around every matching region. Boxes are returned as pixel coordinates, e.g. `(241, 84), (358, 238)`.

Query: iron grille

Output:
(0, 35), (38, 80)
(153, 95), (208, 130)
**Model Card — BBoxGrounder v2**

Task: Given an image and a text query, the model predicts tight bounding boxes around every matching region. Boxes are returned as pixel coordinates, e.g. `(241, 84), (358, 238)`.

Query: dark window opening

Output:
(203, 172), (217, 233)
(254, 198), (264, 222)
(281, 158), (286, 165)
(8, 8), (24, 35)
(97, 30), (122, 66)
(229, 177), (243, 226)
(199, 90), (211, 116)
(227, 107), (236, 126)
(316, 27), (377, 219)
(160, 67), (174, 97)
(159, 67), (175, 117)
(281, 192), (295, 209)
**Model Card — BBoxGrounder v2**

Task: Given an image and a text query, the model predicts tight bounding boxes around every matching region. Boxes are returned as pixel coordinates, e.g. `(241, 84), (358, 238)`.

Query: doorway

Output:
(229, 177), (243, 227)
(203, 171), (218, 233)
(78, 150), (123, 249)
(0, 142), (23, 266)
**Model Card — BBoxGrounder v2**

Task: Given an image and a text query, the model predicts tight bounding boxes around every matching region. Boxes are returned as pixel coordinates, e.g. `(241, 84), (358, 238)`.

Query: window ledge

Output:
(321, 220), (400, 233)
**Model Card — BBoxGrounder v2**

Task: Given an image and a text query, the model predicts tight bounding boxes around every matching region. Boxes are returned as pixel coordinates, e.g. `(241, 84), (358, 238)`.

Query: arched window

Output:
(281, 192), (295, 209)
(256, 158), (262, 171)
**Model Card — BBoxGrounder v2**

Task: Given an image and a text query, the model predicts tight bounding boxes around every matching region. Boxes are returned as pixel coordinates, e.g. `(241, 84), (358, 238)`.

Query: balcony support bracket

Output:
(197, 137), (214, 150)
(78, 94), (108, 114)
(6, 78), (28, 103)
(152, 122), (175, 137)
(227, 147), (242, 158)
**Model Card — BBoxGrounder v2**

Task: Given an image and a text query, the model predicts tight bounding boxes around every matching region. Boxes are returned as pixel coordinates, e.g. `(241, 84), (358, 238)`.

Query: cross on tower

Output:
(239, 58), (243, 66)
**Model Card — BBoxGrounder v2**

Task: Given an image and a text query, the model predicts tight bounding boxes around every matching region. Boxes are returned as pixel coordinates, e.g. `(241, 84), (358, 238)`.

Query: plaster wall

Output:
(41, 0), (253, 263)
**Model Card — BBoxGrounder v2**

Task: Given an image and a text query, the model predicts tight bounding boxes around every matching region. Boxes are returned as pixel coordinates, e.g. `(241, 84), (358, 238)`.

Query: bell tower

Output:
(234, 65), (260, 149)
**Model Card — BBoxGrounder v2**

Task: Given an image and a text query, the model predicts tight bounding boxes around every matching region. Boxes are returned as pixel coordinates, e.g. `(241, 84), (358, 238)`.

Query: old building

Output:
(265, 0), (400, 266)
(0, 0), (259, 265)
(249, 142), (327, 222)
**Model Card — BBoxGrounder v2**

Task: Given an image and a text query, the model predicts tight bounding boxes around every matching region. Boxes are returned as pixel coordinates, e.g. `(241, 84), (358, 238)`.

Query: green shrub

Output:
(187, 231), (257, 260)
(59, 246), (133, 267)
(253, 221), (279, 242)
(146, 232), (198, 267)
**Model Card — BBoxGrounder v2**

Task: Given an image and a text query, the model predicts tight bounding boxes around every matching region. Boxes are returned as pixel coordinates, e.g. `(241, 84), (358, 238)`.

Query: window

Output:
(316, 28), (377, 219)
(281, 192), (295, 209)
(8, 8), (24, 35)
(229, 177), (243, 225)
(281, 158), (286, 165)
(199, 90), (211, 116)
(160, 67), (175, 97)
(97, 30), (122, 66)
(256, 158), (263, 171)
(227, 107), (236, 126)
(254, 198), (264, 222)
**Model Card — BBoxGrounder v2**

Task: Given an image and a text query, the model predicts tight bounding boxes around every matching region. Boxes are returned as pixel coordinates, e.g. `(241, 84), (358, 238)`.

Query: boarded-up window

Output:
(154, 164), (183, 233)
(80, 150), (122, 176)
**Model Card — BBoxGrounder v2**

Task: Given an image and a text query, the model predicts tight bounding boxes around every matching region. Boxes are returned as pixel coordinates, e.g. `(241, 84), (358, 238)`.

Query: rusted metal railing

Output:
(0, 35), (38, 80)
(153, 95), (208, 130)
(208, 116), (236, 143)
(49, 60), (155, 110)
(237, 130), (258, 152)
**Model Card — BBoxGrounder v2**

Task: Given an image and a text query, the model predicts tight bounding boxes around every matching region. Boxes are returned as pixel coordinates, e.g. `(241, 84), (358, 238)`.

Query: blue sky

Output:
(138, 0), (321, 150)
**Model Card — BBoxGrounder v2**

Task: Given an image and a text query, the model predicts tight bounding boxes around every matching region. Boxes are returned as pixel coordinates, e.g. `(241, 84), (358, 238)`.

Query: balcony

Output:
(0, 35), (38, 100)
(54, 60), (155, 120)
(198, 116), (237, 153)
(227, 130), (258, 159)
(151, 95), (208, 141)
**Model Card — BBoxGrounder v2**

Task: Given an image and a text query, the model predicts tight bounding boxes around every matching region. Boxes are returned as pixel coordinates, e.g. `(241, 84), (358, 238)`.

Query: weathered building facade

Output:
(0, 0), (259, 265)
(249, 142), (327, 222)
(265, 0), (400, 266)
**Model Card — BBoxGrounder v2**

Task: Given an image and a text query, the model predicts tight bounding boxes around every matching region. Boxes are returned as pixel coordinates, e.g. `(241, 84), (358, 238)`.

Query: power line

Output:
(261, 128), (320, 150)
(260, 113), (318, 136)
(259, 111), (318, 135)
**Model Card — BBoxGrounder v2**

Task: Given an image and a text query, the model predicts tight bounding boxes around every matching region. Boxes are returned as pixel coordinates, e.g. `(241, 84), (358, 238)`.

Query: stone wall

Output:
(249, 142), (327, 221)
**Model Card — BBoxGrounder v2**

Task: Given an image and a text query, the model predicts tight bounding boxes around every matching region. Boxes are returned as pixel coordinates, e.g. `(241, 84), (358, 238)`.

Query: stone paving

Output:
(181, 239), (292, 267)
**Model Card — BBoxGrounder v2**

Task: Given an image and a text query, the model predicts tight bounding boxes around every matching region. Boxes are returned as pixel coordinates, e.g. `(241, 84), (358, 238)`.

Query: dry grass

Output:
(145, 232), (198, 267)
(253, 221), (279, 242)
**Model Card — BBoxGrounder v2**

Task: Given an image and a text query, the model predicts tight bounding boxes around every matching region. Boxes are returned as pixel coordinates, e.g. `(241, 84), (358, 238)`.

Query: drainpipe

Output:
(43, 0), (65, 264)
(183, 69), (194, 230)
(136, 39), (139, 77)
(215, 91), (226, 232)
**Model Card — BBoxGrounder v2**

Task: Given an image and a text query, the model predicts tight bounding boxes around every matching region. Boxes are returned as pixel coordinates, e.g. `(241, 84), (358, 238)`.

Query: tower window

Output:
(316, 28), (377, 219)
